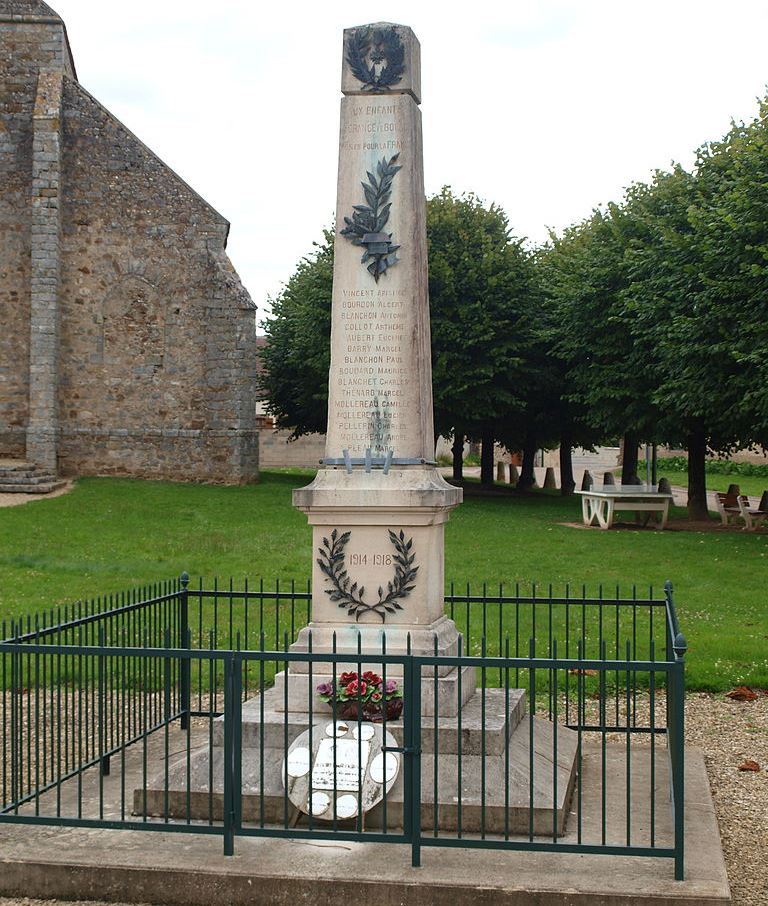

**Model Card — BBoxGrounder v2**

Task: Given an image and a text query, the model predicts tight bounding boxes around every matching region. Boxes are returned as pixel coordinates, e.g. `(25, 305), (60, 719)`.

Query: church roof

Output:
(0, 1), (62, 19)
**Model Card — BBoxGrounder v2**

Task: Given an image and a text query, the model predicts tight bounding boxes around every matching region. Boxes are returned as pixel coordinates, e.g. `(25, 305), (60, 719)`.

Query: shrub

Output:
(641, 456), (768, 478)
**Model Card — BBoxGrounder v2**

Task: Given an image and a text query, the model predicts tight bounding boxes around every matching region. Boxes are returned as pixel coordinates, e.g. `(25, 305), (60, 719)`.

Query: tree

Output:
(258, 230), (333, 438)
(623, 132), (768, 516)
(427, 188), (539, 485)
(262, 192), (539, 485)
(541, 205), (663, 486)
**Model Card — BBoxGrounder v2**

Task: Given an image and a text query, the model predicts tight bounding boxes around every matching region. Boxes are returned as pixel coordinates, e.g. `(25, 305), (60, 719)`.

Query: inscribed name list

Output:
(326, 94), (429, 460)
(311, 738), (371, 792)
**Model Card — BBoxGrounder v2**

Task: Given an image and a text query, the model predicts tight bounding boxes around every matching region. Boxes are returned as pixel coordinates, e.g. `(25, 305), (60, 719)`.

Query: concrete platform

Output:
(0, 728), (730, 905)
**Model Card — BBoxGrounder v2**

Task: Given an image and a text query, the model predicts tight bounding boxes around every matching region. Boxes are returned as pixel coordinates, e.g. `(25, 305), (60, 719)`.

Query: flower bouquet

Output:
(317, 671), (404, 722)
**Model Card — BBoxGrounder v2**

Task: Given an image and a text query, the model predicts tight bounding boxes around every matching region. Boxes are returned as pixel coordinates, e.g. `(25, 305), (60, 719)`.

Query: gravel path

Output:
(0, 691), (764, 905)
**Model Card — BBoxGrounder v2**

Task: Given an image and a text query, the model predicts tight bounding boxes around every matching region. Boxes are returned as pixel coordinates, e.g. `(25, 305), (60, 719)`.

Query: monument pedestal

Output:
(287, 465), (469, 717)
(139, 688), (579, 835)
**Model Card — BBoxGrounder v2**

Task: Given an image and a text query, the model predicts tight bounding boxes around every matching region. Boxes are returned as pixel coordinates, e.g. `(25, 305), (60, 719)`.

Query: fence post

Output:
(664, 581), (674, 738)
(98, 626), (110, 778)
(232, 651), (243, 830)
(178, 572), (191, 730)
(671, 632), (687, 881)
(222, 654), (236, 856)
(408, 656), (422, 868)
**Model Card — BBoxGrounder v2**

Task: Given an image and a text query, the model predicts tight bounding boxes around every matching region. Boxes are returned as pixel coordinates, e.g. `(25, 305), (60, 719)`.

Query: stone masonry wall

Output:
(258, 426), (325, 469)
(57, 80), (258, 482)
(26, 67), (62, 470)
(0, 3), (258, 481)
(0, 12), (73, 457)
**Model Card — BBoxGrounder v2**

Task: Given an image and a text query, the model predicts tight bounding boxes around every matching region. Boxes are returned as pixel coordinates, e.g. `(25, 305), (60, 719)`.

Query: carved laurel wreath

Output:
(317, 528), (418, 622)
(341, 153), (401, 281)
(346, 26), (405, 91)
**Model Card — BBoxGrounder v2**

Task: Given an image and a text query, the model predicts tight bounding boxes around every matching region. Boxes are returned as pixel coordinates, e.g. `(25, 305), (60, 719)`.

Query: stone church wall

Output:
(0, 1), (258, 482)
(0, 14), (73, 457)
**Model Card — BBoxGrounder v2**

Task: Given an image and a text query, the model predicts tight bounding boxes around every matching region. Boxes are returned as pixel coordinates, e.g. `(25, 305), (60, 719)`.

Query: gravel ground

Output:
(0, 691), (765, 905)
(685, 692), (768, 906)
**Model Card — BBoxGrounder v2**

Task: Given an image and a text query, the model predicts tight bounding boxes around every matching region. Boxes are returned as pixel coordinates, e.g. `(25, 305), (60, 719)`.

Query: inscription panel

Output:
(311, 737), (370, 791)
(326, 93), (429, 459)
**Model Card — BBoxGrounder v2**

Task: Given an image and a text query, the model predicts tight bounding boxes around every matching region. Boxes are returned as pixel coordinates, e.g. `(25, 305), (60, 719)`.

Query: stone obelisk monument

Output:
(145, 25), (577, 830)
(288, 22), (467, 715)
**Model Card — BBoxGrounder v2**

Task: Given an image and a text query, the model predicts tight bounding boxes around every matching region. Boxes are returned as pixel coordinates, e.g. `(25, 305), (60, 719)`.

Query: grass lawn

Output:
(0, 471), (765, 690)
(654, 467), (768, 499)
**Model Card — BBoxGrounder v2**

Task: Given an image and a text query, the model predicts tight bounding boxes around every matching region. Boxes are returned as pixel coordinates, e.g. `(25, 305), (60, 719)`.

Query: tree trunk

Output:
(686, 428), (709, 520)
(452, 431), (464, 483)
(559, 430), (575, 496)
(480, 427), (495, 487)
(517, 432), (537, 492)
(621, 431), (640, 484)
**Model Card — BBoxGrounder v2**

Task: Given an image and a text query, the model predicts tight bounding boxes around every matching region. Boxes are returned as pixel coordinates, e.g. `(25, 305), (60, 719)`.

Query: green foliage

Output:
(650, 456), (768, 478)
(427, 188), (539, 439)
(260, 191), (541, 445)
(539, 204), (662, 443)
(686, 100), (768, 441)
(258, 230), (333, 437)
(541, 94), (768, 514)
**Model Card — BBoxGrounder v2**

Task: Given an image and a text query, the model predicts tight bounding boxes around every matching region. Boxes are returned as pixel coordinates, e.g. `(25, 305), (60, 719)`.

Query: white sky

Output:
(54, 0), (768, 326)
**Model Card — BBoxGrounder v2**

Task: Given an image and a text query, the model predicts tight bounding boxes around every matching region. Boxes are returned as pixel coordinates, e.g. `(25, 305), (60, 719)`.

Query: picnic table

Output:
(576, 485), (674, 530)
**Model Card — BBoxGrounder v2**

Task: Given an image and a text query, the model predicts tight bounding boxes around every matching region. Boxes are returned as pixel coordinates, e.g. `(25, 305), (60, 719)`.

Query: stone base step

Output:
(138, 709), (578, 836)
(0, 480), (66, 494)
(0, 472), (57, 484)
(230, 686), (525, 755)
(0, 460), (36, 471)
(0, 458), (64, 494)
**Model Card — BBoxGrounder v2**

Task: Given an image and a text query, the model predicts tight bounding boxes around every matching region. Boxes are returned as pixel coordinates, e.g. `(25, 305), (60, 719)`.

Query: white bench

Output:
(576, 485), (673, 530)
(715, 492), (741, 526)
(737, 495), (768, 531)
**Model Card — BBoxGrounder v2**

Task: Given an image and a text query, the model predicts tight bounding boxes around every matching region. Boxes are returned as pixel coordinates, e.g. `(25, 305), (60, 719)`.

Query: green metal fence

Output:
(0, 577), (687, 879)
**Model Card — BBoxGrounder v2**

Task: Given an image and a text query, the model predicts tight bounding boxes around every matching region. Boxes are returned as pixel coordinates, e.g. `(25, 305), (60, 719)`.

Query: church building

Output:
(0, 1), (259, 484)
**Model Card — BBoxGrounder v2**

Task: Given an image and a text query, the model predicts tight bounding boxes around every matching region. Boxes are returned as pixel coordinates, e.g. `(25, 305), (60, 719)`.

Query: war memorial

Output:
(0, 10), (732, 906)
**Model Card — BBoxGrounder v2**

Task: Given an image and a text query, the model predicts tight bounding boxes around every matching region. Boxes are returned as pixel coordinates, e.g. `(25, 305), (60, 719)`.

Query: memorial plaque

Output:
(283, 721), (400, 821)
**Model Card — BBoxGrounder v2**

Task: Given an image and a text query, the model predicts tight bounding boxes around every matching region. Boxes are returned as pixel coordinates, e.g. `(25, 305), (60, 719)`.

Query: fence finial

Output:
(180, 571), (190, 589)
(673, 632), (687, 658)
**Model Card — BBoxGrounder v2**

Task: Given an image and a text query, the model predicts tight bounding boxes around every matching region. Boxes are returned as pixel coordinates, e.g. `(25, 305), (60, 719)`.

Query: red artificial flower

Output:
(345, 679), (367, 698)
(362, 671), (382, 686)
(370, 691), (382, 702)
(339, 671), (358, 686)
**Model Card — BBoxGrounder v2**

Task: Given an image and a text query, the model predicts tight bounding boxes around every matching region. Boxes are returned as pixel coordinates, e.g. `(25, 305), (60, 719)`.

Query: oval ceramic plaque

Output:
(369, 751), (399, 785)
(352, 722), (375, 741)
(284, 723), (399, 821)
(326, 721), (349, 737)
(285, 746), (311, 778)
(309, 791), (330, 816)
(335, 794), (358, 819)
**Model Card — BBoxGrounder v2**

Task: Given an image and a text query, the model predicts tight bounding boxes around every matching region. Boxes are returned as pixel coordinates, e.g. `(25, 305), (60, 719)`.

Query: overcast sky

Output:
(54, 0), (768, 326)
